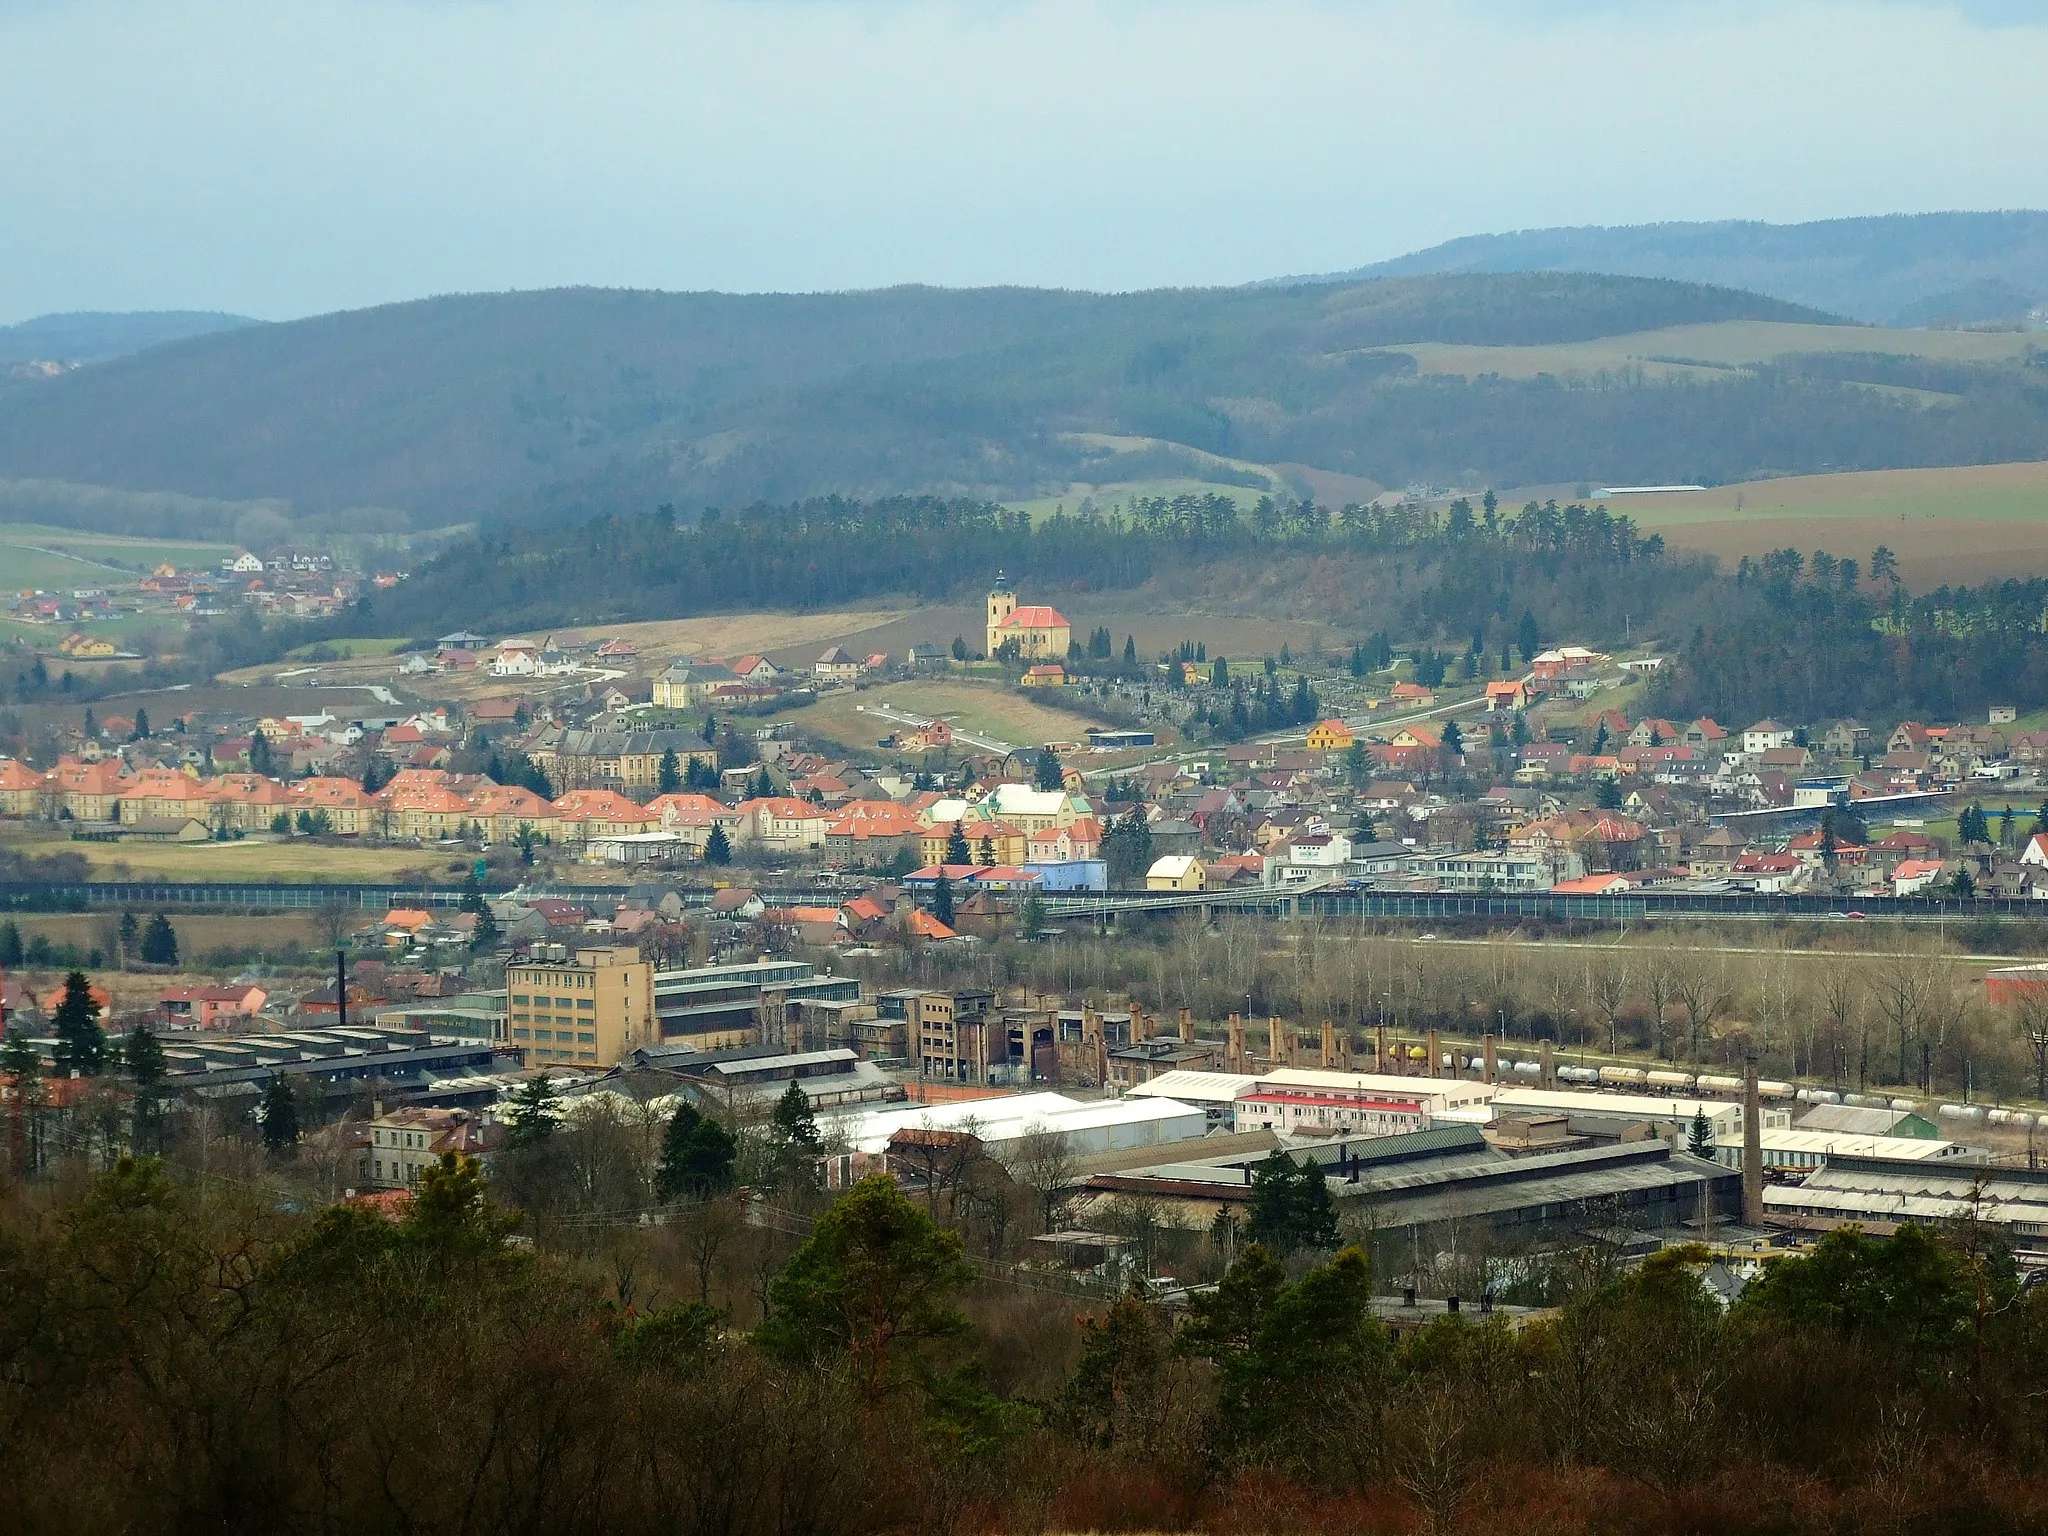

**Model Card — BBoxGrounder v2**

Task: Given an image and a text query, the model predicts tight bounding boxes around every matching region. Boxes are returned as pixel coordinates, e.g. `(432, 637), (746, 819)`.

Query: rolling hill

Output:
(2, 269), (2046, 537)
(1280, 210), (2048, 327)
(0, 274), (1847, 529)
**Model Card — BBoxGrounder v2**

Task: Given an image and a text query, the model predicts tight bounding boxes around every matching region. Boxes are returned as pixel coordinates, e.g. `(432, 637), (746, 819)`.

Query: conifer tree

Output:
(259, 1072), (299, 1155)
(50, 971), (106, 1077)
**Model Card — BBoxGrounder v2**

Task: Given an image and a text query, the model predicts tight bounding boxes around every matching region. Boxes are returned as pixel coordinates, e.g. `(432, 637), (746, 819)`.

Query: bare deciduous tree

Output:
(1004, 1123), (1078, 1235)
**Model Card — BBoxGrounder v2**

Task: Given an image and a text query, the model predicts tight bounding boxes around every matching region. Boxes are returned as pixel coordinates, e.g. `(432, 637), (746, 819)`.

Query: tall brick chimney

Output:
(1742, 1060), (1764, 1227)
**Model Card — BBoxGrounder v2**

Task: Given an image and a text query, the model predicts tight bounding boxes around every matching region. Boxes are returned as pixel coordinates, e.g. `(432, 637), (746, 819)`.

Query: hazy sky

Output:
(1, 0), (2045, 322)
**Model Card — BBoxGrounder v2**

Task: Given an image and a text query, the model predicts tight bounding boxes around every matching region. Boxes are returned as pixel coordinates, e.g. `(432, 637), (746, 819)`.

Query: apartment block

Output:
(506, 945), (655, 1067)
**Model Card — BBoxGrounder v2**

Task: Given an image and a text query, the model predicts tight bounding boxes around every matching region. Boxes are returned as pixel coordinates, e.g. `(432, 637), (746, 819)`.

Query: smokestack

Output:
(1375, 1024), (1389, 1073)
(1482, 1033), (1498, 1086)
(1742, 1060), (1764, 1227)
(1338, 1030), (1352, 1070)
(1321, 1018), (1336, 1069)
(336, 949), (348, 1031)
(1178, 1006), (1192, 1042)
(1269, 1015), (1282, 1066)
(1427, 1028), (1441, 1080)
(1540, 1039), (1554, 1088)
(1131, 1004), (1147, 1045)
(1228, 1012), (1245, 1073)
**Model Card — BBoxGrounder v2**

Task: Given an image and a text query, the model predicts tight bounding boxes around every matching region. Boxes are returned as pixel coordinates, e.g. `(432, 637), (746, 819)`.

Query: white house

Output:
(491, 639), (541, 677)
(225, 551), (265, 574)
(1892, 858), (1947, 896)
(1740, 719), (1796, 756)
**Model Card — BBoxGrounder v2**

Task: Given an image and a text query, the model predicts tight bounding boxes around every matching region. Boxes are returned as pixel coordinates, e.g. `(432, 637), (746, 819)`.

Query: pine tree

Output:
(1034, 746), (1062, 792)
(704, 826), (732, 865)
(931, 875), (955, 927)
(249, 728), (273, 776)
(1686, 1107), (1714, 1161)
(506, 1074), (560, 1148)
(140, 913), (178, 966)
(658, 748), (682, 794)
(126, 1024), (170, 1152)
(945, 823), (972, 866)
(470, 903), (500, 952)
(1441, 719), (1464, 758)
(1517, 609), (1540, 664)
(656, 1099), (738, 1201)
(771, 1080), (824, 1192)
(50, 972), (106, 1077)
(259, 1072), (299, 1155)
(118, 910), (139, 964)
(0, 921), (22, 968)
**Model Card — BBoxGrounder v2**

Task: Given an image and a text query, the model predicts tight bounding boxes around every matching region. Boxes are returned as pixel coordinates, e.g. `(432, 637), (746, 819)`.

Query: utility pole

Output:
(336, 949), (348, 1031)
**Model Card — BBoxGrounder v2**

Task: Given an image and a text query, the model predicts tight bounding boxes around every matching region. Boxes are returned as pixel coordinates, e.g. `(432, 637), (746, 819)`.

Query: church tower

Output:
(986, 571), (1016, 658)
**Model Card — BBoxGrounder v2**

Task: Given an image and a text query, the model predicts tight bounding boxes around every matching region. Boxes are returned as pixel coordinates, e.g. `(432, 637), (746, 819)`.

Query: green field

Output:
(0, 824), (464, 884)
(0, 521), (237, 589)
(1384, 319), (2037, 384)
(282, 636), (413, 660)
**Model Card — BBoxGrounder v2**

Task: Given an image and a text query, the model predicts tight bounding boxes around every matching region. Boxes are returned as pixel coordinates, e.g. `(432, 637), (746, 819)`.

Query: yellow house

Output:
(1146, 855), (1206, 892)
(1020, 664), (1067, 688)
(1305, 719), (1355, 752)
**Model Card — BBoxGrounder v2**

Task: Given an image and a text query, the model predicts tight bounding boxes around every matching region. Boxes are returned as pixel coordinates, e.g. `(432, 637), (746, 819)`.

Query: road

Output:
(1072, 686), (1489, 784)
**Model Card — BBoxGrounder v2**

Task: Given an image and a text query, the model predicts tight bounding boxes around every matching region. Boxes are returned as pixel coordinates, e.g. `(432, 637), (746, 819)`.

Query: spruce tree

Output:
(658, 748), (682, 795)
(945, 823), (972, 866)
(656, 1099), (738, 1201)
(771, 1080), (823, 1191)
(126, 1025), (170, 1153)
(1034, 746), (1062, 792)
(506, 1074), (560, 1149)
(259, 1072), (299, 1156)
(931, 875), (955, 927)
(50, 971), (106, 1077)
(140, 913), (179, 966)
(1686, 1107), (1715, 1161)
(0, 921), (21, 968)
(703, 826), (732, 865)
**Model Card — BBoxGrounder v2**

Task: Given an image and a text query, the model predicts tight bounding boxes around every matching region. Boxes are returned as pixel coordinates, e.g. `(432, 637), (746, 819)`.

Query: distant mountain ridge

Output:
(1271, 211), (2048, 326)
(0, 310), (260, 366)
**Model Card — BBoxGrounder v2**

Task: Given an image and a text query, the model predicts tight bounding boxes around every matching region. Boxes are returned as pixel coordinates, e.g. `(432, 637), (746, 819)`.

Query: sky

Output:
(1, 0), (2045, 323)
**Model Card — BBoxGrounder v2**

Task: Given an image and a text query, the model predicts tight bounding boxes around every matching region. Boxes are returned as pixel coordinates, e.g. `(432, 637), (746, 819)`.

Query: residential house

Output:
(157, 983), (268, 1029)
(1892, 859), (1948, 896)
(362, 1107), (492, 1190)
(738, 797), (833, 852)
(814, 647), (863, 684)
(651, 660), (741, 709)
(1740, 719), (1796, 757)
(1305, 719), (1356, 752)
(1530, 646), (1611, 682)
(1146, 855), (1206, 892)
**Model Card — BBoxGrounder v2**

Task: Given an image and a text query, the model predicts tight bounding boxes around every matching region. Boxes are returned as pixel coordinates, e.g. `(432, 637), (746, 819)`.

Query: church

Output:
(986, 575), (1071, 661)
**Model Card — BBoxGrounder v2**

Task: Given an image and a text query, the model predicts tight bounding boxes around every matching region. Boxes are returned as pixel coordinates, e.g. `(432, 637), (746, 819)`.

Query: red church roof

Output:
(997, 605), (1068, 629)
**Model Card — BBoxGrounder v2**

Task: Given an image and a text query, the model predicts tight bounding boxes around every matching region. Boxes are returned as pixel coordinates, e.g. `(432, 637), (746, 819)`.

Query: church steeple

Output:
(986, 575), (1018, 658)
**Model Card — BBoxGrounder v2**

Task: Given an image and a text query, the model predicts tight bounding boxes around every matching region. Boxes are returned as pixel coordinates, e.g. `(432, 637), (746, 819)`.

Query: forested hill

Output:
(1291, 210), (2048, 326)
(361, 492), (2048, 727)
(0, 310), (259, 366)
(0, 274), (1848, 529)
